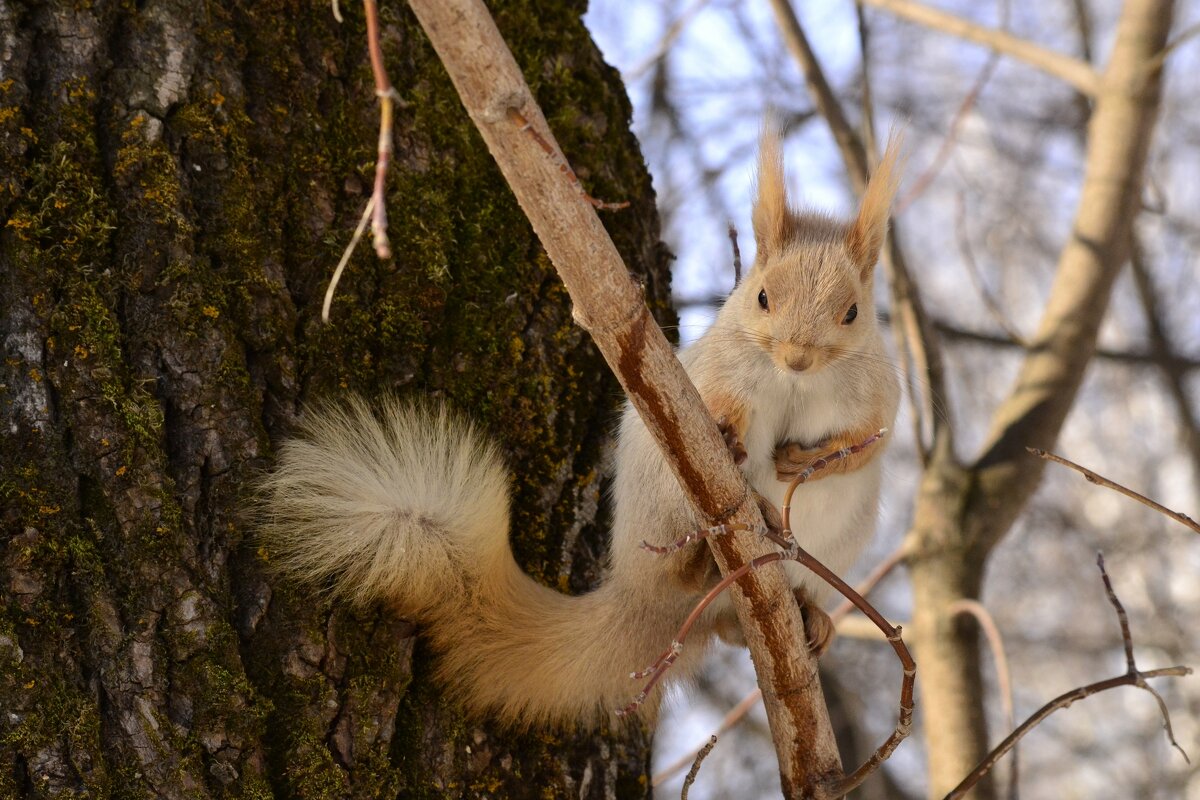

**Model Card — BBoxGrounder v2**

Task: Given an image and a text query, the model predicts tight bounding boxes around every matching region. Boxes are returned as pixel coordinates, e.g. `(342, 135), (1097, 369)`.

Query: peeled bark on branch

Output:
(406, 0), (843, 795)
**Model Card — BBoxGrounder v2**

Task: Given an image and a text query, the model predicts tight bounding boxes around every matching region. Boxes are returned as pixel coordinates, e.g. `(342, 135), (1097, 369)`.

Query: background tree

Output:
(587, 0), (1198, 797)
(0, 1), (670, 796)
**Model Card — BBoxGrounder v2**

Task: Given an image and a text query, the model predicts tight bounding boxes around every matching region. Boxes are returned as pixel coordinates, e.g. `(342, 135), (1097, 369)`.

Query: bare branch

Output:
(322, 196), (375, 322)
(1028, 448), (1200, 535)
(857, 0), (1101, 95)
(406, 0), (842, 792)
(681, 735), (719, 800)
(945, 557), (1192, 798)
(728, 223), (742, 285)
(364, 0), (395, 258)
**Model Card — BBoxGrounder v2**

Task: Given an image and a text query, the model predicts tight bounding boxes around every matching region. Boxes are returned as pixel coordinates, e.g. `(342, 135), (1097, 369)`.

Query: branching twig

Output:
(322, 0), (395, 321)
(655, 542), (909, 788)
(945, 556), (1193, 798)
(364, 0), (395, 258)
(777, 437), (917, 797)
(626, 430), (915, 793)
(623, 440), (877, 716)
(1028, 448), (1200, 534)
(680, 735), (719, 800)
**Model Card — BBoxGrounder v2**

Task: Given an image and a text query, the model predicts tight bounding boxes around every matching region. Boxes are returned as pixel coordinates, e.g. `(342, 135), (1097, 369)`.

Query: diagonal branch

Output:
(1029, 447), (1200, 535)
(971, 0), (1177, 548)
(944, 555), (1192, 798)
(406, 0), (842, 794)
(857, 0), (1101, 95)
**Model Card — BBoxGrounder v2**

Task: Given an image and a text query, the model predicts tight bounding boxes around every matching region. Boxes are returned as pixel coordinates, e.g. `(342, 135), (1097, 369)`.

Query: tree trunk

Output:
(0, 1), (669, 796)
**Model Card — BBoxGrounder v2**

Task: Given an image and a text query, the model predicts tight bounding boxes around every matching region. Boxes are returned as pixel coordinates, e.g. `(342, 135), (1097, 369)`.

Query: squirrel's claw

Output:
(716, 415), (748, 466)
(795, 589), (835, 657)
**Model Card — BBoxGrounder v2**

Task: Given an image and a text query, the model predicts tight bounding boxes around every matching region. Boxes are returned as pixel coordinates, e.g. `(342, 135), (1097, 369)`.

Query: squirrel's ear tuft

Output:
(752, 123), (793, 261)
(846, 128), (904, 281)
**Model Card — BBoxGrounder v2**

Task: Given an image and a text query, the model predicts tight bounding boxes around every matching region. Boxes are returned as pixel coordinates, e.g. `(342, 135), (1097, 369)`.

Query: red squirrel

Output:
(259, 127), (902, 728)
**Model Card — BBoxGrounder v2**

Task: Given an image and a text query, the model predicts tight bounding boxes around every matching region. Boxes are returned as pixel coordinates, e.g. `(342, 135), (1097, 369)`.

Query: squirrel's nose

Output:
(786, 351), (814, 372)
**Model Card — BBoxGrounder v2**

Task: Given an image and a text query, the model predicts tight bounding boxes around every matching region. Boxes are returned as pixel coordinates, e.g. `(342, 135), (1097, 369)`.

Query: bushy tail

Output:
(258, 396), (707, 727)
(257, 396), (512, 615)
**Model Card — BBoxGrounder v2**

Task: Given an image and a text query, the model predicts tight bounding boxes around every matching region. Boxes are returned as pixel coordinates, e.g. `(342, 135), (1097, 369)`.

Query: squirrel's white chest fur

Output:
(739, 365), (884, 603)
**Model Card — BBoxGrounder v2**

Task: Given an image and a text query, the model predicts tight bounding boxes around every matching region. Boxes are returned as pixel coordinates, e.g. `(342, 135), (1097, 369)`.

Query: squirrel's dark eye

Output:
(842, 304), (858, 325)
(758, 289), (769, 311)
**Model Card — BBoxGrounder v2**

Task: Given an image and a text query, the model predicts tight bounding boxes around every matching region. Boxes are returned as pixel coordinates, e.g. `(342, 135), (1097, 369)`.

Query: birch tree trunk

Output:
(0, 1), (668, 796)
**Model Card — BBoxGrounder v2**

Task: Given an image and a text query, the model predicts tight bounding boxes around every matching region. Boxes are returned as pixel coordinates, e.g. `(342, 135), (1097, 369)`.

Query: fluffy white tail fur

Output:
(258, 397), (512, 613)
(258, 397), (704, 728)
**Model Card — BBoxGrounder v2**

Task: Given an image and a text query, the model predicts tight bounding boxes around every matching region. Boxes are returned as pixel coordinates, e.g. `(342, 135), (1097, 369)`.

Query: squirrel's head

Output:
(736, 125), (902, 375)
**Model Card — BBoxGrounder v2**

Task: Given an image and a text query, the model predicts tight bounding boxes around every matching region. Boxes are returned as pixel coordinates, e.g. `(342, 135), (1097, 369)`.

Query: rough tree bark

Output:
(0, 1), (669, 797)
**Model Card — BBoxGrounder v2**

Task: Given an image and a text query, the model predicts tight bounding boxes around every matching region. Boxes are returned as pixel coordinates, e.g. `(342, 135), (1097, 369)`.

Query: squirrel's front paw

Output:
(774, 440), (830, 483)
(717, 415), (748, 466)
(795, 589), (835, 656)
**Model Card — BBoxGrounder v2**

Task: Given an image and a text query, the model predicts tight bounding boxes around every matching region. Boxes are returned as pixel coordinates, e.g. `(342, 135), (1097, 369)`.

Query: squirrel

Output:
(258, 126), (902, 730)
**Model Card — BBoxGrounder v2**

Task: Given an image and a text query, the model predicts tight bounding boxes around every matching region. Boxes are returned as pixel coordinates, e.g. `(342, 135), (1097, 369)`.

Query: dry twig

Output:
(627, 430), (915, 796)
(1028, 448), (1200, 534)
(323, 0), (396, 321)
(945, 555), (1192, 798)
(364, 0), (395, 258)
(895, 1), (1010, 214)
(655, 541), (910, 788)
(728, 222), (742, 285)
(947, 599), (1016, 798)
(407, 0), (843, 792)
(680, 735), (719, 800)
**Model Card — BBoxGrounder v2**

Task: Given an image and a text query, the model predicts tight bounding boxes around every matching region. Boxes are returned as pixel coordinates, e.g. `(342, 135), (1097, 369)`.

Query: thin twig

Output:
(364, 0), (394, 258)
(1028, 448), (1200, 534)
(680, 735), (719, 800)
(1145, 20), (1200, 73)
(948, 599), (1016, 798)
(728, 222), (742, 285)
(323, 196), (375, 322)
(945, 556), (1192, 798)
(775, 431), (917, 797)
(657, 541), (909, 788)
(895, 0), (1009, 214)
(626, 0), (715, 81)
(953, 191), (1027, 346)
(617, 551), (788, 717)
(829, 545), (907, 623)
(624, 432), (887, 717)
(653, 693), (762, 786)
